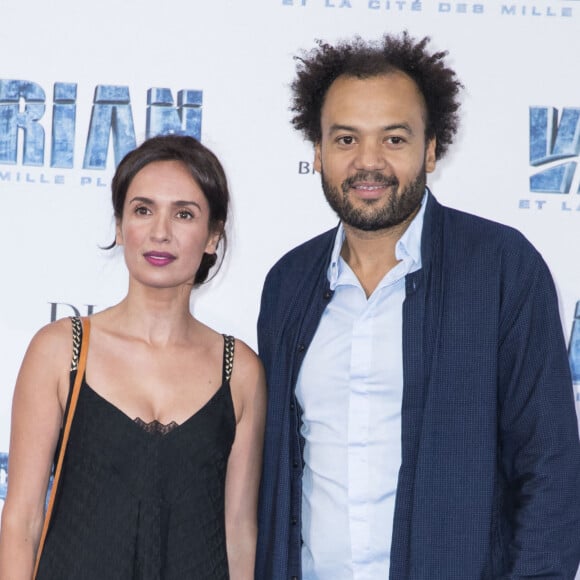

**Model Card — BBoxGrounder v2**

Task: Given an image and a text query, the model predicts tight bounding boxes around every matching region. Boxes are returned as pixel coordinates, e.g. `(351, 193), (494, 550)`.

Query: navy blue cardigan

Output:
(256, 193), (580, 579)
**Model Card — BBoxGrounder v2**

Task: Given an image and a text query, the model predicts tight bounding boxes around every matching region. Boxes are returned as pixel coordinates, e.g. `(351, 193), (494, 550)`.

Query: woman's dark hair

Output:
(291, 31), (462, 160)
(109, 134), (229, 285)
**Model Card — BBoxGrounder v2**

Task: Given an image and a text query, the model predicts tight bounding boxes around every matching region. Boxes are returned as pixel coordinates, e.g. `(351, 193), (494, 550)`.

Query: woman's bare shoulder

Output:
(25, 317), (75, 363)
(14, 317), (78, 409)
(229, 338), (265, 394)
(231, 338), (261, 371)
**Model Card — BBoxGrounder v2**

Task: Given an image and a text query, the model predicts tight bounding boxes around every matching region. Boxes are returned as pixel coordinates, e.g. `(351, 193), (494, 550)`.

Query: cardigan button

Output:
(323, 290), (332, 300)
(291, 517), (297, 525)
(297, 343), (305, 353)
(293, 460), (299, 468)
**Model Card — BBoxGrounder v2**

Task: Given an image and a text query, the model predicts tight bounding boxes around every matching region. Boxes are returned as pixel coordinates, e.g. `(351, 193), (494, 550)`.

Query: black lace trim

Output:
(134, 417), (179, 435)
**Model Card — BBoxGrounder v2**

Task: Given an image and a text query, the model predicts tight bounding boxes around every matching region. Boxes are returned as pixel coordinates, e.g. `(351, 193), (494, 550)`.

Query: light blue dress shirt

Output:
(295, 195), (426, 580)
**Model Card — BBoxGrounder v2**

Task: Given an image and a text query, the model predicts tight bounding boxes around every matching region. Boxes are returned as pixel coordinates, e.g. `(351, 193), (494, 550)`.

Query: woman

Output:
(0, 135), (266, 579)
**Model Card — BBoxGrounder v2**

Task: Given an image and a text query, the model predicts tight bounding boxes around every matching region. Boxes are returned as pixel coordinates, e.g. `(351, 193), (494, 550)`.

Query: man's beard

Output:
(320, 167), (427, 232)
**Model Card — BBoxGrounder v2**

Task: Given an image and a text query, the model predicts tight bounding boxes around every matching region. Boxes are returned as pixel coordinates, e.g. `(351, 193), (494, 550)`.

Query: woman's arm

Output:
(224, 340), (267, 580)
(0, 320), (70, 579)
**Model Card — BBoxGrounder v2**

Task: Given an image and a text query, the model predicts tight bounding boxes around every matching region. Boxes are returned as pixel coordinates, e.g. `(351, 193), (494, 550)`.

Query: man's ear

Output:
(314, 142), (322, 173)
(425, 138), (437, 174)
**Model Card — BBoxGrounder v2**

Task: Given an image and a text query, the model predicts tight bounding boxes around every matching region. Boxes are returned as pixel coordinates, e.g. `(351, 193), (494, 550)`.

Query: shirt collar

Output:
(327, 190), (428, 289)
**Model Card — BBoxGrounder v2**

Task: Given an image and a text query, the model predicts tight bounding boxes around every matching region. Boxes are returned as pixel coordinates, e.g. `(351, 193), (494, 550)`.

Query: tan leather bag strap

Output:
(33, 316), (91, 578)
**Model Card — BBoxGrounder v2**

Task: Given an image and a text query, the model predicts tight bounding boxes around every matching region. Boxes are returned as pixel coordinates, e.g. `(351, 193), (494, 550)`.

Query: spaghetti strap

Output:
(70, 316), (83, 371)
(221, 335), (235, 384)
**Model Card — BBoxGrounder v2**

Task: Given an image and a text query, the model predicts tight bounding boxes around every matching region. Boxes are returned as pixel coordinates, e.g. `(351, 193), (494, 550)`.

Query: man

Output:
(256, 32), (580, 579)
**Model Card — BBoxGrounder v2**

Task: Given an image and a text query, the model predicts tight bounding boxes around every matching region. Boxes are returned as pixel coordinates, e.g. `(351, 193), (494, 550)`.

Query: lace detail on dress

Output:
(134, 417), (179, 435)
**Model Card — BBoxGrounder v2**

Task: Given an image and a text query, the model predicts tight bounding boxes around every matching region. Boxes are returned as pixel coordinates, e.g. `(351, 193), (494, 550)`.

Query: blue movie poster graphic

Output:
(569, 301), (580, 384)
(529, 107), (580, 194)
(0, 80), (203, 170)
(0, 453), (7, 503)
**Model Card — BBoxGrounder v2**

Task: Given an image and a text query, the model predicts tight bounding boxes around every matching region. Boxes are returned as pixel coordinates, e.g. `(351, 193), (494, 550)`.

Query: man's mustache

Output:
(341, 171), (399, 193)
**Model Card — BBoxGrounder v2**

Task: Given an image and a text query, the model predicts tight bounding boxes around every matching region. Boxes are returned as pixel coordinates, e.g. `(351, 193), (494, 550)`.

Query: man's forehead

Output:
(319, 72), (428, 125)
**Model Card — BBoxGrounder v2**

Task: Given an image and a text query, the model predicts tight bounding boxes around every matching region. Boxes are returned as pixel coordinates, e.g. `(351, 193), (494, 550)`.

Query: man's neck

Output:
(341, 221), (409, 298)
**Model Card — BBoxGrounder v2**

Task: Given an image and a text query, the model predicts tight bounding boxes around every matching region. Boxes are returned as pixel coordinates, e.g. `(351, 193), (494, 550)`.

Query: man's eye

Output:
(388, 136), (405, 145)
(338, 136), (355, 145)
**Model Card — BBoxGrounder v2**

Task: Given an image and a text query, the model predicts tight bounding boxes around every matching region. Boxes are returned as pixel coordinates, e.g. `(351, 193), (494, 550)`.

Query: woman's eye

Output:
(135, 206), (150, 215)
(177, 210), (194, 219)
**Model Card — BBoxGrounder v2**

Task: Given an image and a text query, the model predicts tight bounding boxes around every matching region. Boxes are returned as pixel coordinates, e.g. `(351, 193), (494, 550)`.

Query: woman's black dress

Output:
(37, 319), (236, 579)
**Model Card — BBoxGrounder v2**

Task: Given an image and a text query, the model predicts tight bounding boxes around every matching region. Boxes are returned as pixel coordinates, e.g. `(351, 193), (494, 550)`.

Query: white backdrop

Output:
(1, 0), (579, 561)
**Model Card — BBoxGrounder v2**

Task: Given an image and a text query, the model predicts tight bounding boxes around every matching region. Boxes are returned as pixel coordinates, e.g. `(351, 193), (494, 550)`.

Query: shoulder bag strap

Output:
(33, 316), (91, 578)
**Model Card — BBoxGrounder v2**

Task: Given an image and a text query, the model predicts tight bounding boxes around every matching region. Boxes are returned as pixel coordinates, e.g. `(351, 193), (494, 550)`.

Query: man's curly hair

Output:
(291, 31), (462, 160)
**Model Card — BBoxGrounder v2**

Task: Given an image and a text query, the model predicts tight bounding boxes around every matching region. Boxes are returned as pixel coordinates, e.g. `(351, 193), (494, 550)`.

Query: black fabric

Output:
(37, 337), (236, 580)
